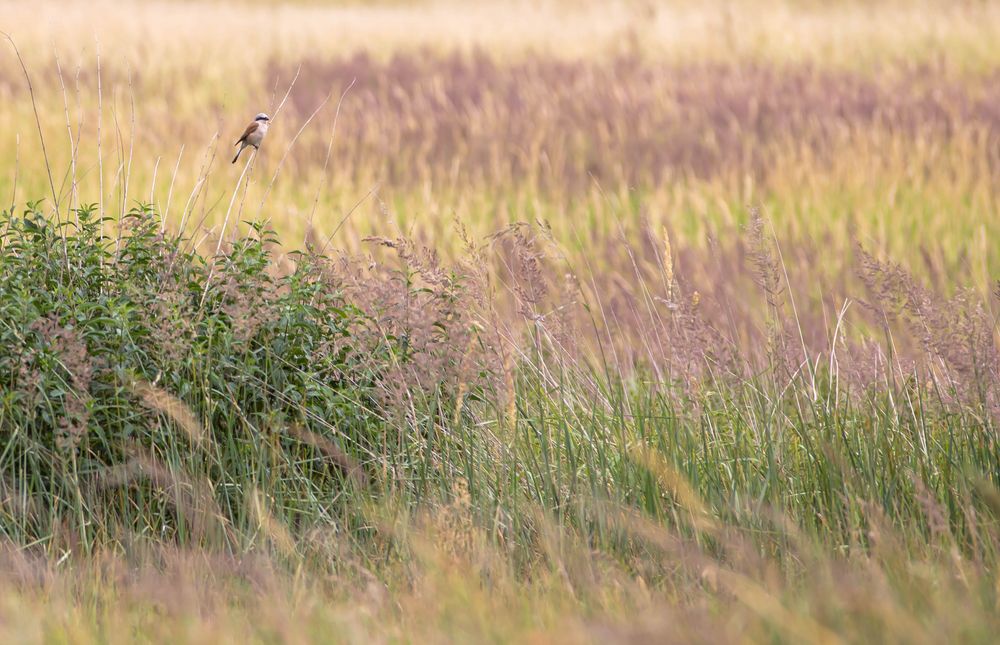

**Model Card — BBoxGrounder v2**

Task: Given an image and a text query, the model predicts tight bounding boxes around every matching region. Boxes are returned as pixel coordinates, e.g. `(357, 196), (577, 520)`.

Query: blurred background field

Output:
(2, 0), (999, 290)
(1, 1), (999, 642)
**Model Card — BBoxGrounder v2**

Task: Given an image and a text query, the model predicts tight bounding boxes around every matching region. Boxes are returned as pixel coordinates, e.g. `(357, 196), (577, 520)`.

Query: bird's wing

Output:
(235, 121), (259, 145)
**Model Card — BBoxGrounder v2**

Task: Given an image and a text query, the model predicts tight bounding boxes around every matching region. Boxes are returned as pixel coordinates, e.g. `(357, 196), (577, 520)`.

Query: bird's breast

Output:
(247, 123), (268, 145)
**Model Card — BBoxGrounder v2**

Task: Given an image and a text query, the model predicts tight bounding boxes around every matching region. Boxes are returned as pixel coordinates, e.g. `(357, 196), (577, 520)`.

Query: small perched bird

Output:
(232, 113), (270, 164)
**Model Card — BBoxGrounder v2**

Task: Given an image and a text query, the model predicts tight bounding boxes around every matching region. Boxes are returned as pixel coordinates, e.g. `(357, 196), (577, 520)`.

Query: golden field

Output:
(0, 1), (999, 643)
(1, 0), (998, 282)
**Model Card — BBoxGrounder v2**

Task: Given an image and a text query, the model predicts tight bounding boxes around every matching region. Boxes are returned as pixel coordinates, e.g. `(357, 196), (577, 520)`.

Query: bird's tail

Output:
(232, 144), (244, 164)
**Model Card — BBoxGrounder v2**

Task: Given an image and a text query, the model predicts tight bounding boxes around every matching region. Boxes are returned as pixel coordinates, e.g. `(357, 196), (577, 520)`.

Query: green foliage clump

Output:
(0, 203), (444, 546)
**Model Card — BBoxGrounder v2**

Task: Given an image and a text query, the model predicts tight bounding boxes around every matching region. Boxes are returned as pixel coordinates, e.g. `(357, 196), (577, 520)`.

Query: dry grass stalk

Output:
(629, 446), (717, 535)
(662, 225), (674, 301)
(93, 443), (232, 546)
(284, 425), (367, 489)
(249, 486), (298, 559)
(129, 380), (211, 450)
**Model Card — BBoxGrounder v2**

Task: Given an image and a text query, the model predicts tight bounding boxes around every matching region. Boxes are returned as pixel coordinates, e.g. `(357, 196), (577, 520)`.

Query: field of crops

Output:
(0, 1), (998, 642)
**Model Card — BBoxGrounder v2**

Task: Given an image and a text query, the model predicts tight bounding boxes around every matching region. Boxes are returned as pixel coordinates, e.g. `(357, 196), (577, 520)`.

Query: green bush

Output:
(0, 202), (473, 547)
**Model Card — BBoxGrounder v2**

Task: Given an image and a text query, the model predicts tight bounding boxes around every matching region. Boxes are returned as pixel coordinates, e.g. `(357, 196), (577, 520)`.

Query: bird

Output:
(232, 113), (270, 164)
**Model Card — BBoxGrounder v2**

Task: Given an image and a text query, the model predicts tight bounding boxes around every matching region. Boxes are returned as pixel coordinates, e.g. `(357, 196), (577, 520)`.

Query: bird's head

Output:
(255, 113), (271, 122)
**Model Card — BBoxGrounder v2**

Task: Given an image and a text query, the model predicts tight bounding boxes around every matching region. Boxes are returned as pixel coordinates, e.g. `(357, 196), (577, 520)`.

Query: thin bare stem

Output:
(2, 32), (59, 215)
(162, 145), (185, 232)
(199, 151), (256, 307)
(73, 65), (83, 210)
(150, 156), (161, 206)
(54, 52), (79, 220)
(308, 78), (357, 228)
(319, 182), (381, 254)
(767, 216), (814, 398)
(234, 153), (256, 227)
(177, 132), (220, 237)
(270, 64), (301, 121)
(112, 86), (126, 216)
(96, 43), (104, 231)
(255, 89), (334, 218)
(124, 65), (136, 209)
(183, 190), (228, 254)
(112, 86), (126, 254)
(10, 133), (18, 214)
(216, 151), (256, 258)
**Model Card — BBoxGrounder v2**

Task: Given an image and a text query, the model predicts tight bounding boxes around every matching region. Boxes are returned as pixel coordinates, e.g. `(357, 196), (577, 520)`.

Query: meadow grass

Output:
(0, 0), (999, 642)
(0, 200), (996, 642)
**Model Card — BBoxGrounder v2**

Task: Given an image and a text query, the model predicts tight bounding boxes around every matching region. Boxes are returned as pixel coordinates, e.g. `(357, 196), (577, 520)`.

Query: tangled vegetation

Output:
(0, 199), (997, 642)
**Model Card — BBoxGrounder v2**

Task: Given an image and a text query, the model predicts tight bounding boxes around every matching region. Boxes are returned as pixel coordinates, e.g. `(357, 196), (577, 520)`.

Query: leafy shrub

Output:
(0, 202), (478, 546)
